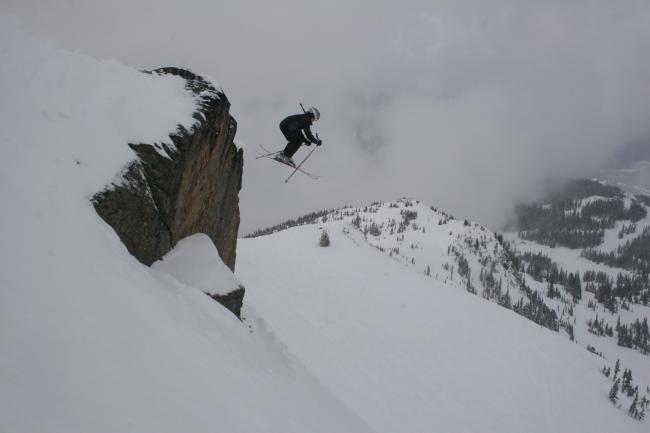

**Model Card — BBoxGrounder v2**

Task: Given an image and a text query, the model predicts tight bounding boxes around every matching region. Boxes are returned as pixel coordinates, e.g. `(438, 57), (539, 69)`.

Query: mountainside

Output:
(245, 199), (578, 332)
(238, 198), (649, 432)
(504, 179), (650, 419)
(0, 20), (372, 433)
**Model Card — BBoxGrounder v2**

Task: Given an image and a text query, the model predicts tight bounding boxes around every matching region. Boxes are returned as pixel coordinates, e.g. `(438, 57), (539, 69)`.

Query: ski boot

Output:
(274, 153), (295, 167)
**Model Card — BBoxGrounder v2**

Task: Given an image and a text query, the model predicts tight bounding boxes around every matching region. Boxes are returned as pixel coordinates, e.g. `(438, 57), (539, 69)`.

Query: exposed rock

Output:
(92, 67), (244, 315)
(207, 287), (245, 318)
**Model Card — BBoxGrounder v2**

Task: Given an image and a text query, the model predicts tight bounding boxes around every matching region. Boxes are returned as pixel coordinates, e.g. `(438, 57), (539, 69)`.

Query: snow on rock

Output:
(153, 233), (242, 296)
(0, 20), (372, 433)
(91, 66), (243, 270)
(152, 234), (246, 317)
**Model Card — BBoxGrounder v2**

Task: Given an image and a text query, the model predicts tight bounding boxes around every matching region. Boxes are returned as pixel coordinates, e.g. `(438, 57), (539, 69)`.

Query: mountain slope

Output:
(0, 20), (371, 433)
(237, 202), (647, 433)
(503, 180), (650, 416)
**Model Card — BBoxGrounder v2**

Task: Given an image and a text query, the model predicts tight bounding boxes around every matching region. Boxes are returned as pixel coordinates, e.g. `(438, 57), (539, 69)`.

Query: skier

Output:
(274, 106), (322, 167)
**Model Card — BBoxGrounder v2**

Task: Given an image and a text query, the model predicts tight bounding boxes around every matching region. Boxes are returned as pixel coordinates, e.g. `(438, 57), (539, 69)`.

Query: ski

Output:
(284, 146), (318, 184)
(256, 145), (320, 180)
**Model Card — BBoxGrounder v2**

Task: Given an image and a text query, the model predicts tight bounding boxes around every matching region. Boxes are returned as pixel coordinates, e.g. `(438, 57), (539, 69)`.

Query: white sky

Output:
(3, 0), (650, 233)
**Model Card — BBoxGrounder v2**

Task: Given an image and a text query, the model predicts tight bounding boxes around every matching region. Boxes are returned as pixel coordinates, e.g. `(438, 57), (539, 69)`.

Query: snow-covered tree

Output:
(319, 230), (330, 247)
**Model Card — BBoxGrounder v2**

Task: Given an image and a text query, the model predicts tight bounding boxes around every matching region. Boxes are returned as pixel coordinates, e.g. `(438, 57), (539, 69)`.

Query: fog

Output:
(4, 0), (650, 233)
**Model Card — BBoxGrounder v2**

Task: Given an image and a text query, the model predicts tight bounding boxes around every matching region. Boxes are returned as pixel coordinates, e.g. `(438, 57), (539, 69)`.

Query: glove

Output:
(316, 139), (323, 146)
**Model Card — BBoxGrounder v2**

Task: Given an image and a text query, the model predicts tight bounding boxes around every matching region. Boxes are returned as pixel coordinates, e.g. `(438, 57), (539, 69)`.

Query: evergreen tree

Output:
(622, 369), (632, 396)
(639, 396), (649, 421)
(601, 366), (611, 378)
(352, 214), (361, 229)
(319, 230), (330, 247)
(629, 393), (639, 419)
(609, 378), (620, 404)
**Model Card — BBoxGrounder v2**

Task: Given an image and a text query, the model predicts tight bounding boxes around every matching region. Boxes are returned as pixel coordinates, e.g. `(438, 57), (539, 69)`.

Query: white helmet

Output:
(308, 106), (320, 121)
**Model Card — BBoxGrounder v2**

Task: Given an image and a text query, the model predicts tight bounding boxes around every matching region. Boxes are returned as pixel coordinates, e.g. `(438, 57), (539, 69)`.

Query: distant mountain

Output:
(599, 162), (650, 196)
(599, 140), (650, 195)
(241, 196), (650, 429)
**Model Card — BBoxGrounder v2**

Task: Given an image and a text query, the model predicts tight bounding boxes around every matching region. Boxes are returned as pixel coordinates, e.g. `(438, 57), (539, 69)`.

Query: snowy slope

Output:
(502, 190), (650, 289)
(238, 202), (648, 433)
(503, 192), (650, 410)
(0, 19), (371, 433)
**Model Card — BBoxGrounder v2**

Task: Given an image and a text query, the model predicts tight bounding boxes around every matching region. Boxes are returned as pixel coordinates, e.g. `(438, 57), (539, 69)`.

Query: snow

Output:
(2, 16), (648, 433)
(343, 200), (521, 292)
(0, 20), (371, 433)
(601, 210), (650, 252)
(504, 234), (632, 278)
(504, 231), (650, 403)
(502, 194), (650, 405)
(503, 192), (650, 279)
(152, 233), (242, 296)
(238, 210), (648, 433)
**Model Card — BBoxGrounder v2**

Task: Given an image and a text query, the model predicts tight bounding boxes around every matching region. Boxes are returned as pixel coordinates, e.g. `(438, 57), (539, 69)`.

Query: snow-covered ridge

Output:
(249, 198), (526, 310)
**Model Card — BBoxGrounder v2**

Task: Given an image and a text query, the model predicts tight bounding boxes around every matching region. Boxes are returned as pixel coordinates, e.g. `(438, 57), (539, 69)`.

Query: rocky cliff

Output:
(92, 67), (244, 315)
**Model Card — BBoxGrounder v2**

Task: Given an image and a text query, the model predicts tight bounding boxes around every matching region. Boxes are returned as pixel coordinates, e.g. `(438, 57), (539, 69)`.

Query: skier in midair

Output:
(274, 106), (322, 167)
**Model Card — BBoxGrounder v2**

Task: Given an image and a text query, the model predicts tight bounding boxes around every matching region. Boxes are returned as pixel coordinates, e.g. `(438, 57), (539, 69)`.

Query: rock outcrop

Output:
(92, 67), (244, 315)
(208, 288), (245, 318)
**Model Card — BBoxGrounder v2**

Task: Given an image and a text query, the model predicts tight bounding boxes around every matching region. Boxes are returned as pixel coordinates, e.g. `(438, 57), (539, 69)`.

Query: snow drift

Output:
(153, 234), (243, 297)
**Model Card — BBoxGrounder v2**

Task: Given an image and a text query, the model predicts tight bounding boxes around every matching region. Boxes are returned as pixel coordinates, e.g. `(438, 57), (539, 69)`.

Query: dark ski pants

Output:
(280, 125), (306, 158)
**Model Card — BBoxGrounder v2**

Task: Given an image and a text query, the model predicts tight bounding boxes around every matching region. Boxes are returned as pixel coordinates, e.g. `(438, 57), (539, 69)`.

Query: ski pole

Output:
(255, 150), (280, 159)
(300, 102), (320, 135)
(285, 145), (318, 184)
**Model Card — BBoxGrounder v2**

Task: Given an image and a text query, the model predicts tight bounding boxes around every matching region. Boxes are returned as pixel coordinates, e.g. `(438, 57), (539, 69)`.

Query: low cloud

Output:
(5, 0), (650, 232)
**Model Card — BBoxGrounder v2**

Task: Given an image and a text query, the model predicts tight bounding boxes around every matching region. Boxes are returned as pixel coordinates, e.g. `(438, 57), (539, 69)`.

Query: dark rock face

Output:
(92, 67), (244, 315)
(207, 287), (245, 318)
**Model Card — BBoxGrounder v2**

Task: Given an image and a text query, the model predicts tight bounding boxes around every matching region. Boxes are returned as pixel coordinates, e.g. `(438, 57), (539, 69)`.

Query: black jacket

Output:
(280, 113), (318, 144)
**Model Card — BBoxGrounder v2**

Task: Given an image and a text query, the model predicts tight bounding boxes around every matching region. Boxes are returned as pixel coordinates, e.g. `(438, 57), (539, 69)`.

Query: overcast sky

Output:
(3, 0), (650, 234)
